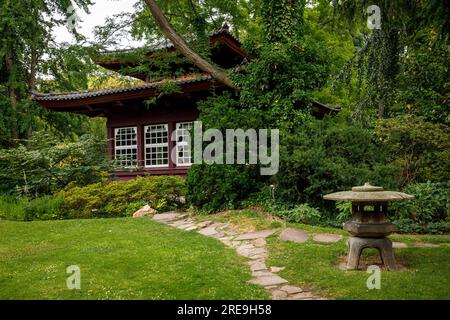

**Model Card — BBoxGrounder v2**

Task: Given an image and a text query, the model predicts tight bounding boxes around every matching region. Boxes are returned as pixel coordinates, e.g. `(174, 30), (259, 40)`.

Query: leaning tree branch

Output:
(143, 0), (236, 89)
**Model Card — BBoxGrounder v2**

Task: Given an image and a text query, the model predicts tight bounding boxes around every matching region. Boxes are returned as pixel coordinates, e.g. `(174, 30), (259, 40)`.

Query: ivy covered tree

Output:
(0, 0), (95, 147)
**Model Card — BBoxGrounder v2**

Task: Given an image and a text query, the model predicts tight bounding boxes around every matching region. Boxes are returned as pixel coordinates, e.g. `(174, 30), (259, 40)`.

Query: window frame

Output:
(113, 126), (138, 168)
(175, 121), (193, 166)
(144, 123), (169, 168)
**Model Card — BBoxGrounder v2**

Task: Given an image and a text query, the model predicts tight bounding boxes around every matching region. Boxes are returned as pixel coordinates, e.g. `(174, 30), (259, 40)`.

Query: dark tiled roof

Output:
(32, 74), (213, 101)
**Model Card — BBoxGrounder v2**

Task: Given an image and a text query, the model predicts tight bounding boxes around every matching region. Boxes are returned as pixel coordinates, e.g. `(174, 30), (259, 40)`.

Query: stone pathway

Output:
(150, 212), (448, 299)
(151, 212), (325, 300)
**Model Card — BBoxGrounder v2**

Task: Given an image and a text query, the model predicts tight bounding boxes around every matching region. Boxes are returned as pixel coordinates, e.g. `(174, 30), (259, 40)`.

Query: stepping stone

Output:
(185, 225), (199, 231)
(270, 266), (285, 273)
(248, 261), (267, 272)
(249, 253), (267, 260)
(177, 223), (196, 230)
(415, 242), (440, 248)
(393, 241), (408, 248)
(253, 238), (267, 247)
(237, 246), (266, 258)
(279, 228), (309, 243)
(286, 292), (316, 300)
(313, 233), (342, 243)
(196, 221), (213, 228)
(279, 285), (303, 294)
(198, 226), (218, 236)
(252, 271), (275, 277)
(248, 275), (288, 286)
(271, 290), (288, 300)
(153, 212), (187, 223)
(235, 229), (278, 241)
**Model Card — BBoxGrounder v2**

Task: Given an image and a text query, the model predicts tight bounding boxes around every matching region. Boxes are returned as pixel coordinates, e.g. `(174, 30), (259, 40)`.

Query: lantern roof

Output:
(323, 183), (414, 202)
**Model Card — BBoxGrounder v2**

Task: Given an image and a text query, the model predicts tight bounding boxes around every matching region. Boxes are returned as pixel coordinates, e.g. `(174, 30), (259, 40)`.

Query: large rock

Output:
(132, 205), (156, 218)
(279, 228), (309, 243)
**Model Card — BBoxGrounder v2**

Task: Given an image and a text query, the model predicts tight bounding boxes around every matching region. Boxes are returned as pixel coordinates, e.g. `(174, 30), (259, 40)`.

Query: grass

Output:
(0, 218), (267, 300)
(199, 209), (450, 299)
(267, 238), (450, 299)
(195, 209), (284, 232)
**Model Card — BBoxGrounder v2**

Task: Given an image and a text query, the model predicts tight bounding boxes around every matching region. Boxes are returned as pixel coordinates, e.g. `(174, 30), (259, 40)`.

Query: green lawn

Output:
(201, 210), (450, 299)
(0, 218), (267, 300)
(266, 232), (450, 300)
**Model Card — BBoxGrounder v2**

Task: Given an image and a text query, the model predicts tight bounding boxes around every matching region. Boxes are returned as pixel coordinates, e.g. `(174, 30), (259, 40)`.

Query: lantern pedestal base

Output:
(347, 236), (397, 270)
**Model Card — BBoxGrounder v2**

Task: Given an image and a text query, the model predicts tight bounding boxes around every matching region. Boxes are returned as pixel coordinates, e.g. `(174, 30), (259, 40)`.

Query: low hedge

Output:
(61, 176), (185, 219)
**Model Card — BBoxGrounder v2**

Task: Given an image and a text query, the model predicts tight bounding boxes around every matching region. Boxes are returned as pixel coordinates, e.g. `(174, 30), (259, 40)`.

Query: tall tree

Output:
(0, 0), (92, 147)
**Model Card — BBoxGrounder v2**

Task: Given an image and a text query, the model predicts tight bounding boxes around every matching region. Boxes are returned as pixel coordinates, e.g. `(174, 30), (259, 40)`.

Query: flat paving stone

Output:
(248, 261), (267, 272)
(271, 290), (288, 300)
(253, 238), (267, 247)
(279, 285), (303, 294)
(234, 229), (278, 241)
(248, 275), (288, 286)
(313, 233), (343, 243)
(279, 228), (309, 243)
(287, 292), (316, 300)
(415, 242), (440, 248)
(153, 212), (186, 222)
(252, 271), (276, 277)
(393, 241), (408, 248)
(198, 227), (218, 236)
(270, 266), (285, 273)
(196, 221), (213, 228)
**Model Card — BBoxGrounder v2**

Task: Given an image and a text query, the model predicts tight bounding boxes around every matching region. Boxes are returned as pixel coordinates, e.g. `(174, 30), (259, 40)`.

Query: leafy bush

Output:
(0, 195), (28, 220)
(375, 115), (450, 186)
(0, 132), (110, 197)
(186, 164), (262, 213)
(0, 194), (65, 221)
(336, 201), (352, 222)
(61, 176), (185, 218)
(275, 116), (397, 212)
(390, 181), (449, 225)
(23, 195), (65, 220)
(124, 200), (148, 217)
(278, 203), (321, 224)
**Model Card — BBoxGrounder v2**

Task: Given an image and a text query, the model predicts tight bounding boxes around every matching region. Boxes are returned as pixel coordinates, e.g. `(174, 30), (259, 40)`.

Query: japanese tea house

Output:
(33, 25), (339, 180)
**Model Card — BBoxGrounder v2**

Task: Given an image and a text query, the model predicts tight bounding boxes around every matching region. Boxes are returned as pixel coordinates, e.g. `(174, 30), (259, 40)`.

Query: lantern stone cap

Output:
(323, 182), (414, 202)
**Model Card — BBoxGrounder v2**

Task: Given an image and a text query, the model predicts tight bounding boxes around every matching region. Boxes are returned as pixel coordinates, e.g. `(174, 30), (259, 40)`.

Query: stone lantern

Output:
(323, 183), (413, 270)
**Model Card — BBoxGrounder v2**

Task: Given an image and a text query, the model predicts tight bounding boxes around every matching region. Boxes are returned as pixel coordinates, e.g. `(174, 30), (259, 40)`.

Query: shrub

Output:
(275, 116), (397, 213)
(0, 194), (65, 221)
(23, 195), (65, 220)
(0, 195), (28, 220)
(0, 132), (110, 197)
(390, 181), (449, 225)
(186, 164), (262, 214)
(375, 115), (450, 186)
(61, 176), (185, 218)
(278, 203), (321, 224)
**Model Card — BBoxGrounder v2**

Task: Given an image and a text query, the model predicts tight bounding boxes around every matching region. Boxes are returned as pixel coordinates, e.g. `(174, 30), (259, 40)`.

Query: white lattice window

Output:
(176, 122), (193, 166)
(145, 124), (169, 167)
(114, 127), (138, 167)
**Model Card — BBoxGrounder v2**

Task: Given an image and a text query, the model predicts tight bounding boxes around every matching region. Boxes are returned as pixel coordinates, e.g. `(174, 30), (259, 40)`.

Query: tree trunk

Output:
(143, 0), (236, 89)
(5, 50), (19, 145)
(378, 96), (385, 119)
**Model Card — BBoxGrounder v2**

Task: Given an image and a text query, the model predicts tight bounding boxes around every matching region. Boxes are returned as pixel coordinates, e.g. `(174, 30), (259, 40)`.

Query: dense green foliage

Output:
(61, 176), (184, 219)
(0, 1), (448, 233)
(0, 176), (185, 221)
(0, 133), (109, 196)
